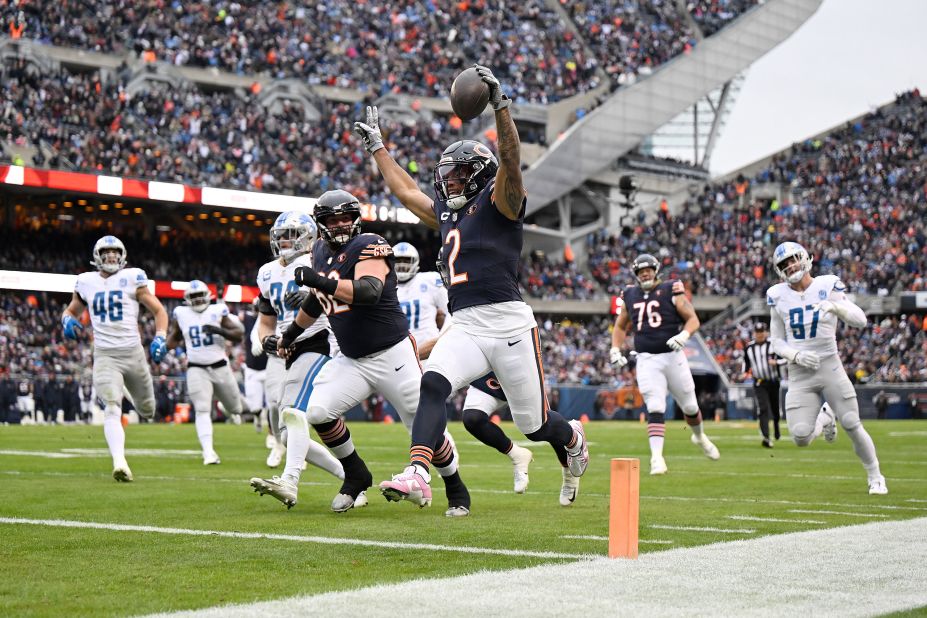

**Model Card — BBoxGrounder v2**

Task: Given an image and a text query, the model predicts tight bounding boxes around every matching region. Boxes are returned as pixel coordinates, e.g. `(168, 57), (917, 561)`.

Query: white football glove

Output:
(353, 105), (384, 154)
(794, 350), (821, 370)
(813, 300), (835, 316)
(609, 347), (628, 368)
(666, 331), (690, 351)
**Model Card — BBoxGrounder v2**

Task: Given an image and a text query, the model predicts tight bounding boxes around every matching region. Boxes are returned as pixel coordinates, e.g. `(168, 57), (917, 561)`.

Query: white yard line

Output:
(0, 517), (589, 560)
(727, 515), (825, 524)
(560, 535), (673, 544)
(787, 509), (889, 518)
(145, 518), (927, 618)
(649, 524), (756, 534)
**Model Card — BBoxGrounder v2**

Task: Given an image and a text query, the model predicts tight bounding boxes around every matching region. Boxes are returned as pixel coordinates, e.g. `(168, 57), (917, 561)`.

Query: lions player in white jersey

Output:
(61, 236), (168, 482)
(166, 280), (245, 464)
(253, 212), (344, 484)
(767, 241), (887, 495)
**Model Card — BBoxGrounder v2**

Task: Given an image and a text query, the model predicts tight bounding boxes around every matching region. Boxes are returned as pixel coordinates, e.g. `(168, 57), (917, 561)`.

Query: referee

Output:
(743, 322), (783, 448)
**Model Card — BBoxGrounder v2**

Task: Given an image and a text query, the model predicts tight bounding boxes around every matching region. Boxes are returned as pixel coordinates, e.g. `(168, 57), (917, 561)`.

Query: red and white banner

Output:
(1, 164), (423, 224)
(0, 270), (260, 303)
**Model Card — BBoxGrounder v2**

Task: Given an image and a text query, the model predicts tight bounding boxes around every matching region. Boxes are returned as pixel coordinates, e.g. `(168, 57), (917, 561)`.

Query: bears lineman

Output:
(610, 253), (720, 475)
(61, 236), (169, 481)
(166, 280), (245, 465)
(767, 241), (887, 494)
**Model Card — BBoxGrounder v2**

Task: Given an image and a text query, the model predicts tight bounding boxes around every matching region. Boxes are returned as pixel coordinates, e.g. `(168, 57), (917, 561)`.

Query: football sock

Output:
(409, 372), (453, 467)
(103, 405), (126, 465)
(282, 409), (310, 484)
(461, 408), (512, 453)
(845, 425), (880, 476)
(432, 435), (458, 476)
(306, 439), (344, 480)
(195, 412), (214, 454)
(647, 412), (666, 458)
(685, 411), (704, 438)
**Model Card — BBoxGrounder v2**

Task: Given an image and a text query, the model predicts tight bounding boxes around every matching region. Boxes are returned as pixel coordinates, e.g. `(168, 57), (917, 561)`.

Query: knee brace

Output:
(838, 409), (861, 432)
(282, 406), (308, 433)
(681, 404), (700, 417)
(647, 412), (666, 425)
(104, 404), (122, 419)
(462, 408), (489, 433)
(791, 423), (815, 447)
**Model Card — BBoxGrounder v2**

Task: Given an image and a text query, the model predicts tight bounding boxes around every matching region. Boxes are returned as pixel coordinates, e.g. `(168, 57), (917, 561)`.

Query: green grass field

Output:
(1, 420), (925, 617)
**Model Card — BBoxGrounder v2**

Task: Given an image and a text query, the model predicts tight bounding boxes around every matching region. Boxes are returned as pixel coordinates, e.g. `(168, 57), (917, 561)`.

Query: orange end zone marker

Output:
(608, 458), (639, 559)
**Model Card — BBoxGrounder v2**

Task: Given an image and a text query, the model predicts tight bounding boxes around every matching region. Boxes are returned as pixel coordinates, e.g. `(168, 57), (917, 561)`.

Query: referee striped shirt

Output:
(743, 340), (781, 382)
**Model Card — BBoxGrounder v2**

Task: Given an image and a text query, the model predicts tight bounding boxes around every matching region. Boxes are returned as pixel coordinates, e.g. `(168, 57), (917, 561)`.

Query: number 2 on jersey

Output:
(92, 291), (123, 322)
(444, 229), (468, 285)
(789, 305), (819, 339)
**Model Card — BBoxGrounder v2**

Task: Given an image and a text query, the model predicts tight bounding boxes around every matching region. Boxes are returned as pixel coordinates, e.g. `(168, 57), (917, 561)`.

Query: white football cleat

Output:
(566, 420), (589, 477)
(691, 434), (720, 460)
(266, 441), (285, 468)
(331, 490), (369, 513)
(113, 463), (134, 482)
(868, 477), (888, 495)
(379, 466), (433, 508)
(445, 505), (470, 517)
(203, 450), (221, 465)
(251, 475), (298, 509)
(650, 456), (668, 476)
(820, 403), (838, 443)
(264, 433), (276, 449)
(559, 467), (580, 506)
(509, 444), (533, 494)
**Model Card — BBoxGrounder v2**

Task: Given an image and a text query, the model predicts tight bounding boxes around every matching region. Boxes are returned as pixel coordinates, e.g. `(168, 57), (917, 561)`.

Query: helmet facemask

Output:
(270, 224), (314, 264)
(316, 212), (361, 248)
(773, 242), (812, 284)
(434, 160), (485, 211)
(632, 254), (661, 291)
(184, 285), (212, 313)
(392, 242), (420, 283)
(92, 236), (127, 274)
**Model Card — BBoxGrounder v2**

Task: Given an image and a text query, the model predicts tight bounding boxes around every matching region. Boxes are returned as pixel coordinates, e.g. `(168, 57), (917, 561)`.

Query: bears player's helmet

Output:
(434, 140), (498, 210)
(184, 279), (213, 312)
(313, 189), (362, 249)
(270, 211), (317, 264)
(92, 235), (127, 274)
(392, 242), (420, 283)
(631, 253), (660, 291)
(773, 241), (812, 284)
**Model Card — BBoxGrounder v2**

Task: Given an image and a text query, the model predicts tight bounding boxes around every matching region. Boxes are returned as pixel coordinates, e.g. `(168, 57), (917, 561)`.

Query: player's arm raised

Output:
(354, 106), (438, 230)
(475, 65), (523, 221)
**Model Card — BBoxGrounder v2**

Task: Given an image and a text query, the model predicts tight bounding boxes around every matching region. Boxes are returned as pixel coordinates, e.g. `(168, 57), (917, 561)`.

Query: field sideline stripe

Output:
(561, 535), (673, 544)
(3, 470), (926, 513)
(0, 517), (591, 560)
(727, 515), (825, 524)
(788, 509), (888, 518)
(649, 524), (755, 534)
(146, 518), (927, 617)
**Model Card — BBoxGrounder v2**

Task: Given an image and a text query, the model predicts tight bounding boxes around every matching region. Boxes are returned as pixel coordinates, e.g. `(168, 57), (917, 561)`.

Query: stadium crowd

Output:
(588, 89), (927, 299)
(1, 59), (454, 201)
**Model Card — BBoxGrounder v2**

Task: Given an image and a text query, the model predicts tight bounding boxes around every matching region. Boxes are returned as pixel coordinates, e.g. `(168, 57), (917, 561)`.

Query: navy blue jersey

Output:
(310, 234), (409, 359)
(622, 280), (686, 354)
(434, 180), (525, 314)
(243, 312), (268, 371)
(469, 372), (506, 401)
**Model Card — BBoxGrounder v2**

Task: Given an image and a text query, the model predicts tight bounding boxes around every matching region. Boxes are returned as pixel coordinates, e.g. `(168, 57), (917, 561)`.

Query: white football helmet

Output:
(393, 242), (420, 283)
(91, 235), (127, 274)
(184, 279), (213, 312)
(773, 241), (812, 284)
(270, 211), (317, 264)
